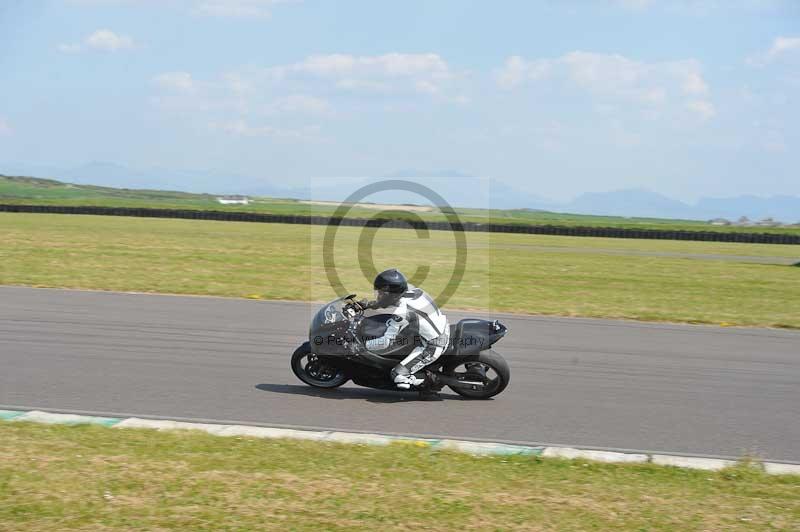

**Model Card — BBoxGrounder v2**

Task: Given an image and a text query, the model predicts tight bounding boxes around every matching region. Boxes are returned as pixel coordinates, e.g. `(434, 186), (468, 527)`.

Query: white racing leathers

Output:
(365, 286), (449, 389)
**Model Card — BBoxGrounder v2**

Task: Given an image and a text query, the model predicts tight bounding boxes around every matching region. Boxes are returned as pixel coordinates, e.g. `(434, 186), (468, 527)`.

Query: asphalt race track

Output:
(1, 286), (799, 462)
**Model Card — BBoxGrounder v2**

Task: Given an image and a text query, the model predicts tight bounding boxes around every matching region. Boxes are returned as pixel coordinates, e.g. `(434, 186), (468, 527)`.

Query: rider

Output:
(359, 269), (450, 390)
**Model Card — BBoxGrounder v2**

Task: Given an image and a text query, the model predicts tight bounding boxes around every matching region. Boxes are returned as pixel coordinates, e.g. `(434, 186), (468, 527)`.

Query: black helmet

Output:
(373, 269), (408, 307)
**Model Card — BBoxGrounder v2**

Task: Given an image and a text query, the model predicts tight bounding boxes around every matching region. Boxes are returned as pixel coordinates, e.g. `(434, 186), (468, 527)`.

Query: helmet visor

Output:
(375, 288), (400, 307)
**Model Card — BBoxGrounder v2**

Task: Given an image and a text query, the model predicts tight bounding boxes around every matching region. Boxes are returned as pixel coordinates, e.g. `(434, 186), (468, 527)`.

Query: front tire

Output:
(442, 350), (510, 399)
(291, 342), (349, 389)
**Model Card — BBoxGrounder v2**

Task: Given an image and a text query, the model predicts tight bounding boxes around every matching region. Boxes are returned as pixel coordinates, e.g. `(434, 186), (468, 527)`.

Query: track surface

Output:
(1, 286), (799, 462)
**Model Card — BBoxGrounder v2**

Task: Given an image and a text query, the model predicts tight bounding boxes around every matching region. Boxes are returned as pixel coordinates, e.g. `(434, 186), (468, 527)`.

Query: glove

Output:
(353, 298), (371, 312)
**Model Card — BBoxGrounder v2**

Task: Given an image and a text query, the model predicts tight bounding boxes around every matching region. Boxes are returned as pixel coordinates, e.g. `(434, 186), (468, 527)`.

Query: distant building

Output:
(756, 217), (779, 227)
(709, 218), (731, 226)
(736, 216), (752, 226)
(216, 195), (250, 205)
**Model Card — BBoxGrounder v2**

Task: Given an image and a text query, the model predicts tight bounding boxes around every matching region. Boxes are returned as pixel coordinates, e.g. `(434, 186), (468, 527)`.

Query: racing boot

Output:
(391, 364), (424, 389)
(393, 373), (425, 390)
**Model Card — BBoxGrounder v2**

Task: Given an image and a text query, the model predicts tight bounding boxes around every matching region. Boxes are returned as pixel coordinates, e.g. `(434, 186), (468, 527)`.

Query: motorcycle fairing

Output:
(446, 319), (508, 356)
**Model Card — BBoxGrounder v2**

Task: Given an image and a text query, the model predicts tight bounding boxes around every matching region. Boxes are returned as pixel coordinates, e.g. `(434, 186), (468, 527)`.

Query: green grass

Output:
(1, 422), (798, 531)
(2, 213), (800, 328)
(3, 174), (799, 235)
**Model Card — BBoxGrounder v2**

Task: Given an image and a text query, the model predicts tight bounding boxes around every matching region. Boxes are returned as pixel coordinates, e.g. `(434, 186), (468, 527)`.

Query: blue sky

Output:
(0, 0), (798, 202)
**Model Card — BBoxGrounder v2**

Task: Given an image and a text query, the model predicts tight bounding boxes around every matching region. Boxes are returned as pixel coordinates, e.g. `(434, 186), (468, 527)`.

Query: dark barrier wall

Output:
(1, 203), (798, 245)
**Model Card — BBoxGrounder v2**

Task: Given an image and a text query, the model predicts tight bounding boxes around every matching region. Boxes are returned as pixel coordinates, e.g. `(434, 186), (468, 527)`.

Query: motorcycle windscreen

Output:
(309, 298), (349, 337)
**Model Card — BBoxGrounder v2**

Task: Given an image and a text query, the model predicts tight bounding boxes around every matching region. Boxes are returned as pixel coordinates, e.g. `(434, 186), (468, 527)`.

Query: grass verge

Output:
(1, 422), (798, 531)
(2, 213), (800, 327)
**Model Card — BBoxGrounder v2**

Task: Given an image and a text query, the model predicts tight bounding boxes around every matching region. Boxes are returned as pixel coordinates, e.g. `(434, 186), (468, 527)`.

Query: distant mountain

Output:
(559, 189), (800, 223)
(564, 189), (699, 220)
(61, 161), (159, 189)
(482, 180), (555, 210)
(2, 161), (799, 222)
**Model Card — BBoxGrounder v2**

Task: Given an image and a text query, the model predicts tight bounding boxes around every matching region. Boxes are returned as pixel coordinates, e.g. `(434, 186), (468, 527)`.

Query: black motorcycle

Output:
(291, 295), (510, 399)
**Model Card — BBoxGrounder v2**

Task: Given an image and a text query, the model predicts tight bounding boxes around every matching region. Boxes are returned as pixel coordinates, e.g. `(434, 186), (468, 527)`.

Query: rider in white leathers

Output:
(363, 269), (449, 389)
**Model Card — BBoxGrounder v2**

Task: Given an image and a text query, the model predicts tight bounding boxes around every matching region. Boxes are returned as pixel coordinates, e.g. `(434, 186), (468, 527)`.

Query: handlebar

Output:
(343, 298), (376, 317)
(342, 297), (377, 356)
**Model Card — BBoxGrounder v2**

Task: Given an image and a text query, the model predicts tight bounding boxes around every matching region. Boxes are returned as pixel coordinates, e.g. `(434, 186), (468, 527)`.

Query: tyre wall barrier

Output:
(1, 204), (798, 245)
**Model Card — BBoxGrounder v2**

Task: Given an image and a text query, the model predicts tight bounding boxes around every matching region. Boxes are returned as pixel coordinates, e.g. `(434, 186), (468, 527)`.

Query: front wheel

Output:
(442, 350), (510, 399)
(291, 342), (349, 389)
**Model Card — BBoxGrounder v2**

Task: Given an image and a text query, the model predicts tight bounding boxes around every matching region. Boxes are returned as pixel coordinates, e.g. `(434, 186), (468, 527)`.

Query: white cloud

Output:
(496, 56), (550, 89)
(295, 53), (449, 79)
(613, 0), (656, 9)
(682, 71), (709, 94)
(152, 70), (329, 141)
(153, 71), (196, 92)
(152, 72), (331, 116)
(152, 52), (465, 140)
(62, 0), (137, 5)
(63, 0), (142, 4)
(64, 0), (299, 18)
(87, 29), (135, 51)
(221, 72), (254, 94)
(273, 52), (471, 103)
(58, 29), (135, 53)
(264, 94), (331, 115)
(288, 53), (459, 97)
(151, 70), (249, 114)
(612, 0), (792, 15)
(209, 119), (320, 140)
(334, 78), (391, 92)
(496, 51), (714, 118)
(685, 100), (715, 120)
(193, 0), (290, 18)
(747, 36), (800, 65)
(768, 36), (800, 58)
(161, 53), (465, 103)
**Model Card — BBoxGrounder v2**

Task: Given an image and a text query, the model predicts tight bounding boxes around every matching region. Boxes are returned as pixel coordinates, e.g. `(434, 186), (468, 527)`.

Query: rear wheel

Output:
(291, 342), (349, 389)
(442, 350), (510, 399)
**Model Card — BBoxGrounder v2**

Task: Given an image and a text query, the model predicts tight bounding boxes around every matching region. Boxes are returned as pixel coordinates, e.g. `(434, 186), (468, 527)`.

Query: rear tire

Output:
(443, 350), (510, 399)
(291, 342), (349, 389)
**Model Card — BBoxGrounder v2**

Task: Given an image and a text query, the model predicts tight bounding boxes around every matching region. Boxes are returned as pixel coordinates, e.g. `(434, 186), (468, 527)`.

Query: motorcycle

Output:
(291, 294), (510, 399)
